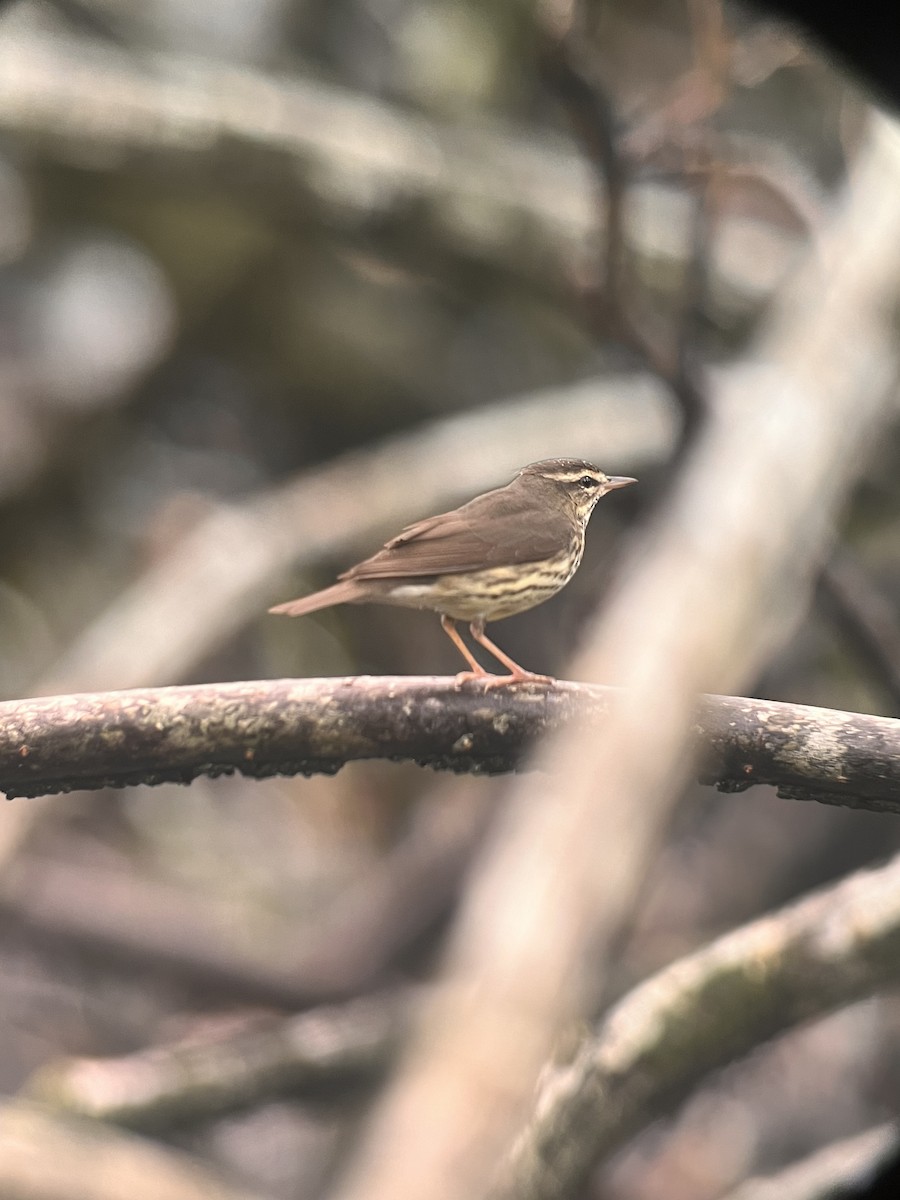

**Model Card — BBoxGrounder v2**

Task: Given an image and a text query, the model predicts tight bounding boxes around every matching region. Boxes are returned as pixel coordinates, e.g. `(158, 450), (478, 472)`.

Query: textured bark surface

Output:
(1, 677), (899, 810)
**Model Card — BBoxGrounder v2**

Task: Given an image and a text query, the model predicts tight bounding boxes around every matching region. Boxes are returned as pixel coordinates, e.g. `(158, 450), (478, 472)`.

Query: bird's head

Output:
(518, 459), (637, 523)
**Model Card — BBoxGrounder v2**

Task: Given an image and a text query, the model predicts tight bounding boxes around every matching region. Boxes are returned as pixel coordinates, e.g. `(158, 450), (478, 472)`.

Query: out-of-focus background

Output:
(0, 1), (899, 1197)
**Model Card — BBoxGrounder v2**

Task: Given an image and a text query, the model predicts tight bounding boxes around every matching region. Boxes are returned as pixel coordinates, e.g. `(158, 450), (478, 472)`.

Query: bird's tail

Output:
(269, 580), (364, 617)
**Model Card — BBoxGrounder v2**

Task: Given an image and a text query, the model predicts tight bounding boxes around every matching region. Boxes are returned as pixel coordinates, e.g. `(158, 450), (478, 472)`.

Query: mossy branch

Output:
(1, 677), (899, 810)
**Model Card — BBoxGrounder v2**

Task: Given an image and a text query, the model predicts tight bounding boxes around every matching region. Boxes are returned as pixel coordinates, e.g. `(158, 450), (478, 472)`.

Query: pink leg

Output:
(440, 615), (498, 687)
(468, 619), (555, 688)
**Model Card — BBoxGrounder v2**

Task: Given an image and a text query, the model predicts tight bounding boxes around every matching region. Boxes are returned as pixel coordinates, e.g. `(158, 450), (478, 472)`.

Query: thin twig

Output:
(818, 549), (900, 714)
(538, 29), (709, 448)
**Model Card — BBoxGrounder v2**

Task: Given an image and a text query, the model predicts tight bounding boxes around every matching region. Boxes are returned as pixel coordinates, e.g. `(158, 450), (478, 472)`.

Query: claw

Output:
(480, 670), (555, 689)
(453, 669), (554, 690)
(454, 669), (496, 689)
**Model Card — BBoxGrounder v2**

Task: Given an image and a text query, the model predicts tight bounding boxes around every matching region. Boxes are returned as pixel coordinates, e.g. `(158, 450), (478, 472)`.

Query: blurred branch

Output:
(0, 23), (595, 270)
(498, 853), (900, 1199)
(24, 853), (900, 1189)
(539, 32), (709, 444)
(0, 786), (488, 1006)
(0, 1099), (274, 1200)
(331, 114), (900, 1200)
(673, 0), (728, 409)
(38, 373), (674, 695)
(0, 25), (800, 301)
(632, 132), (827, 233)
(4, 0), (123, 43)
(4, 679), (900, 808)
(818, 548), (900, 713)
(722, 1123), (899, 1200)
(29, 991), (407, 1129)
(22, 850), (900, 1186)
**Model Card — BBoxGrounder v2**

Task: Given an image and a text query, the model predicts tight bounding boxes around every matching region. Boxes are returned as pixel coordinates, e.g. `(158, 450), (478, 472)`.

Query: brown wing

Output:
(339, 485), (572, 581)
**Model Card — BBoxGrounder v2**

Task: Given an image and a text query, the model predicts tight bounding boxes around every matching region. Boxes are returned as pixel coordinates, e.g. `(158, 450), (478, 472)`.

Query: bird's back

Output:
(342, 475), (575, 581)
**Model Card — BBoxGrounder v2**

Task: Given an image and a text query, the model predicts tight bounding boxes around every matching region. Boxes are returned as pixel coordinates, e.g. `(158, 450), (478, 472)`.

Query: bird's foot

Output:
(454, 669), (555, 690)
(453, 669), (497, 690)
(484, 670), (555, 689)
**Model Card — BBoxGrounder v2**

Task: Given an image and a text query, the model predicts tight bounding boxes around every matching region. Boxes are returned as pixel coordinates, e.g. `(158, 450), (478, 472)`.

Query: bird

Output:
(270, 459), (636, 686)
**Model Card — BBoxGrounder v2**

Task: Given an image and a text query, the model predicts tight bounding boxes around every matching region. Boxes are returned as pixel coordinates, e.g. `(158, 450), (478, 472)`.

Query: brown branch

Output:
(29, 991), (407, 1130)
(497, 852), (900, 1199)
(538, 28), (709, 450)
(3, 678), (900, 811)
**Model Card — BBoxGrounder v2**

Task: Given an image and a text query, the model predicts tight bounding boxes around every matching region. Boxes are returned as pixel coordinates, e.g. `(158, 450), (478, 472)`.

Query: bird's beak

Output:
(605, 476), (637, 490)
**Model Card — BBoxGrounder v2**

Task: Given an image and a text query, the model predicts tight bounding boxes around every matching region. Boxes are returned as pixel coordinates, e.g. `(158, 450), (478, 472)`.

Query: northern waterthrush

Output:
(270, 459), (636, 686)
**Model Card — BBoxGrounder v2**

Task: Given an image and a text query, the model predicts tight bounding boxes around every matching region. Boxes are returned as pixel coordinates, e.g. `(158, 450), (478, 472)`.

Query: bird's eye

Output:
(578, 475), (596, 489)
